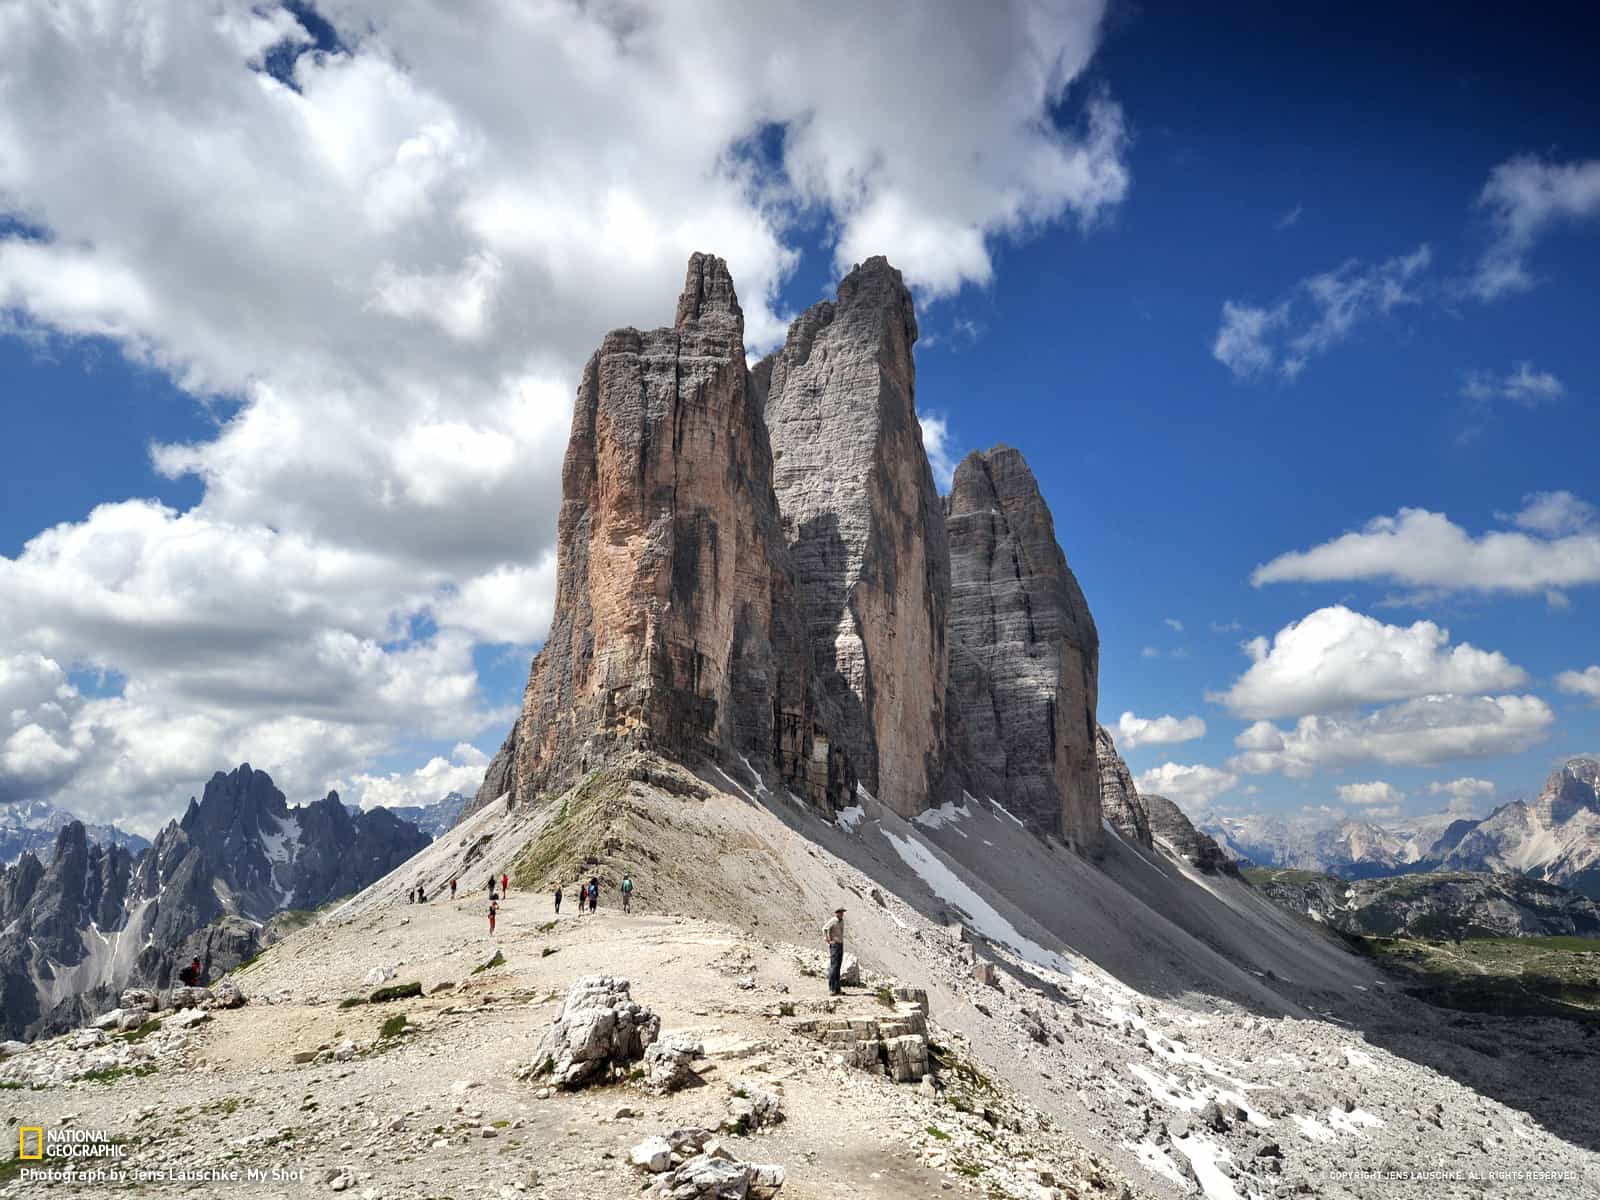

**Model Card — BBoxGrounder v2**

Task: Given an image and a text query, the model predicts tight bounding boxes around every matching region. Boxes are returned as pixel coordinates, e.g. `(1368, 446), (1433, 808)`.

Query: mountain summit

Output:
(469, 254), (1102, 850)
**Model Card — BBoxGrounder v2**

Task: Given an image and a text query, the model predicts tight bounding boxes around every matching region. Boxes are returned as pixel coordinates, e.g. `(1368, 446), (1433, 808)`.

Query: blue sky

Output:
(1, 1), (1597, 833)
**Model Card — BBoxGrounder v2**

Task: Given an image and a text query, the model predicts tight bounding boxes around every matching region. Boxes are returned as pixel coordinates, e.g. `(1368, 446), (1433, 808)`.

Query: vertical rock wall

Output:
(945, 447), (1102, 851)
(762, 257), (952, 818)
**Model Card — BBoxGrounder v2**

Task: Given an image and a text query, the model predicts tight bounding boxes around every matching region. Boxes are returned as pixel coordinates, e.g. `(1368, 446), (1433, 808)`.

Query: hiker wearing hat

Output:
(824, 906), (846, 995)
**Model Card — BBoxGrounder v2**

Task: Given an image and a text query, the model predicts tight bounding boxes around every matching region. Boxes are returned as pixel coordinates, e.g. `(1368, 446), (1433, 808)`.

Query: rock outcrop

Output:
(943, 446), (1100, 849)
(473, 254), (854, 818)
(534, 975), (661, 1089)
(1095, 725), (1152, 848)
(1144, 795), (1240, 876)
(762, 257), (952, 818)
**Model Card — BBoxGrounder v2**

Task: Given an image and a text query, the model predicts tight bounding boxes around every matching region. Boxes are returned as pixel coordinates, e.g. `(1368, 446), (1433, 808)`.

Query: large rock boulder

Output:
(762, 257), (952, 819)
(943, 446), (1100, 851)
(468, 254), (855, 818)
(535, 975), (661, 1089)
(1096, 725), (1152, 848)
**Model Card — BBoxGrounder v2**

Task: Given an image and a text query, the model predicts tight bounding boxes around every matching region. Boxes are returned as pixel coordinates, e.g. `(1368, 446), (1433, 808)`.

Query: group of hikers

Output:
(552, 873), (633, 916)
(403, 869), (637, 934)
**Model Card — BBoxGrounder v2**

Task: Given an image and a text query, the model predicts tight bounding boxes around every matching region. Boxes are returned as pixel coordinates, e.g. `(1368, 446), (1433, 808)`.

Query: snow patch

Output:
(882, 829), (1071, 975)
(1122, 1139), (1188, 1189)
(1342, 1047), (1376, 1069)
(835, 805), (866, 832)
(913, 798), (972, 834)
(1328, 1106), (1383, 1134)
(988, 796), (1026, 828)
(736, 755), (770, 797)
(1171, 1132), (1242, 1200)
(1291, 1115), (1336, 1142)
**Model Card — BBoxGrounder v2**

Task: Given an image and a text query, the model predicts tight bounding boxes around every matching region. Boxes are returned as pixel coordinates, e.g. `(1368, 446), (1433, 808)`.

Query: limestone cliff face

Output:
(943, 446), (1101, 851)
(1095, 725), (1152, 849)
(1145, 795), (1240, 877)
(761, 258), (952, 818)
(474, 254), (854, 816)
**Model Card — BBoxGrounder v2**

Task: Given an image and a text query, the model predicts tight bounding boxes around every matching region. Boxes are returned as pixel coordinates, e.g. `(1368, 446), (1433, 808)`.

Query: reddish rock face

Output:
(761, 257), (953, 819)
(944, 447), (1102, 853)
(471, 254), (853, 816)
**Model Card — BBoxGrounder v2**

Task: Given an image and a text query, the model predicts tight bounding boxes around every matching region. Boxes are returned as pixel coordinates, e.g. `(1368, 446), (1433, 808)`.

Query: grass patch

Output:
(0, 1155), (23, 1184)
(338, 996), (366, 1009)
(379, 1013), (409, 1039)
(925, 1125), (950, 1141)
(472, 951), (506, 975)
(874, 985), (895, 1007)
(120, 1018), (163, 1043)
(369, 982), (423, 1003)
(1359, 934), (1600, 1025)
(201, 1097), (243, 1116)
(537, 920), (557, 933)
(81, 1063), (157, 1085)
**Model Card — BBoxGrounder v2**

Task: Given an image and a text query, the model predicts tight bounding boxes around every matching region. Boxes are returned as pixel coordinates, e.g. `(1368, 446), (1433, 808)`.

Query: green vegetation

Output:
(1242, 866), (1336, 886)
(510, 767), (629, 889)
(200, 1097), (244, 1116)
(338, 996), (366, 1009)
(120, 1018), (163, 1043)
(379, 1013), (409, 1039)
(0, 1155), (23, 1184)
(874, 985), (895, 1007)
(81, 1063), (157, 1085)
(472, 951), (506, 974)
(537, 920), (557, 933)
(1360, 933), (1600, 1024)
(369, 981), (423, 1003)
(925, 1125), (950, 1140)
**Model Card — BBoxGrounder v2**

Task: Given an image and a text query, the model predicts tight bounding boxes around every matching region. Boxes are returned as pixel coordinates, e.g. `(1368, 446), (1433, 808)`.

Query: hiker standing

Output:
(589, 876), (600, 913)
(487, 875), (497, 901)
(502, 872), (509, 896)
(450, 878), (457, 901)
(554, 884), (563, 914)
(824, 907), (846, 996)
(621, 874), (633, 914)
(407, 886), (415, 904)
(488, 899), (498, 935)
(417, 884), (427, 903)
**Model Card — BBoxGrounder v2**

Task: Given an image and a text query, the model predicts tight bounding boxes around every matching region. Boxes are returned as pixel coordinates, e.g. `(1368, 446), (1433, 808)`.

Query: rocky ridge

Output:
(0, 764), (426, 1041)
(1096, 724), (1153, 849)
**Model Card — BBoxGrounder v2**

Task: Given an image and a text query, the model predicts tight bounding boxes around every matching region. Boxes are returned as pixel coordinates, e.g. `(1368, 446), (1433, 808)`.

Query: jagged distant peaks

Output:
(468, 251), (1102, 853)
(0, 797), (149, 867)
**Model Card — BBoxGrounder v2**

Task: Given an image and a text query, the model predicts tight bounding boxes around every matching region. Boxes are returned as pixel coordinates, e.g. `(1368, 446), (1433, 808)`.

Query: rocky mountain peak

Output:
(673, 251), (743, 330)
(1537, 757), (1600, 826)
(944, 446), (1101, 850)
(764, 255), (951, 817)
(1094, 726), (1151, 848)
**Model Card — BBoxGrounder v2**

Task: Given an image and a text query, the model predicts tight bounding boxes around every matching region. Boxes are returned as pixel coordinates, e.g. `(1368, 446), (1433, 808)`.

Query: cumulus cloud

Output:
(0, 1), (1128, 825)
(1336, 781), (1405, 808)
(1211, 606), (1527, 719)
(1212, 245), (1430, 380)
(1426, 777), (1495, 817)
(1135, 762), (1238, 808)
(347, 743), (488, 811)
(1557, 666), (1600, 705)
(1116, 711), (1206, 748)
(1499, 490), (1595, 537)
(1227, 694), (1554, 777)
(919, 413), (959, 492)
(1469, 155), (1600, 300)
(1252, 505), (1600, 595)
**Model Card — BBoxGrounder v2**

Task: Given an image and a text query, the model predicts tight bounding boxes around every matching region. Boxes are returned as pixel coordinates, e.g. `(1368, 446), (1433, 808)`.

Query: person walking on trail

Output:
(824, 907), (846, 996)
(417, 884), (427, 903)
(488, 899), (498, 935)
(450, 878), (457, 901)
(501, 872), (509, 896)
(621, 874), (633, 914)
(589, 876), (600, 913)
(554, 884), (563, 915)
(487, 875), (497, 901)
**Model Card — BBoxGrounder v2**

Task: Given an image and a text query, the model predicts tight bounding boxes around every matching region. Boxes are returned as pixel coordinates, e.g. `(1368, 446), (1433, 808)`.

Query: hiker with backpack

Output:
(621, 874), (634, 913)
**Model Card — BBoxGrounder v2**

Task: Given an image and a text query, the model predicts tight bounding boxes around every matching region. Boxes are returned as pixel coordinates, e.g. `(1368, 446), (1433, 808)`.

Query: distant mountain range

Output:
(0, 764), (428, 1041)
(0, 799), (149, 866)
(378, 792), (468, 839)
(1199, 757), (1600, 898)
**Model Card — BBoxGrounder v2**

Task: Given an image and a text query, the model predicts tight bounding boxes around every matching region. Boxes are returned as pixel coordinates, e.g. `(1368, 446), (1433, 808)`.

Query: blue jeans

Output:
(828, 942), (844, 993)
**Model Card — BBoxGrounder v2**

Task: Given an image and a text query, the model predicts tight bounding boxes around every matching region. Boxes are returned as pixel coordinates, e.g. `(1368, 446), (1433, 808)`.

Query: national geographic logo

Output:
(17, 1125), (127, 1162)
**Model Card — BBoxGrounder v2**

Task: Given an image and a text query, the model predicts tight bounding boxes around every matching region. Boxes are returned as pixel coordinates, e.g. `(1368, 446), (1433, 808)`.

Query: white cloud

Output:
(348, 743), (488, 811)
(1211, 605), (1527, 719)
(919, 413), (958, 492)
(1499, 490), (1595, 536)
(1228, 694), (1554, 777)
(1336, 781), (1405, 808)
(1274, 204), (1303, 231)
(1252, 505), (1600, 595)
(1140, 645), (1161, 659)
(0, 0), (1129, 826)
(1213, 245), (1430, 380)
(1163, 617), (1184, 632)
(1135, 762), (1238, 808)
(1470, 155), (1600, 300)
(1116, 711), (1206, 748)
(1557, 666), (1600, 705)
(1461, 362), (1566, 408)
(1426, 777), (1494, 817)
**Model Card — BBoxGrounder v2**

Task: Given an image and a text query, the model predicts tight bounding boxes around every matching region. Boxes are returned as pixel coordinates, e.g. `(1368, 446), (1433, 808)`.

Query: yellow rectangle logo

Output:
(18, 1126), (43, 1160)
